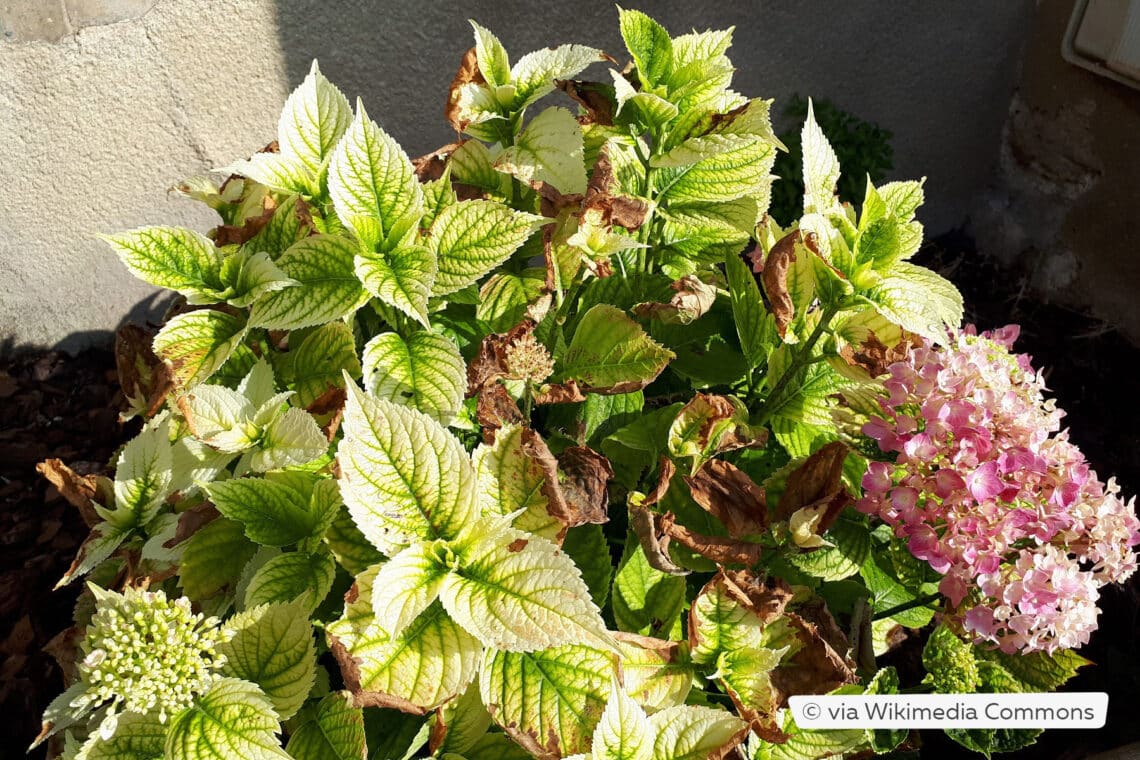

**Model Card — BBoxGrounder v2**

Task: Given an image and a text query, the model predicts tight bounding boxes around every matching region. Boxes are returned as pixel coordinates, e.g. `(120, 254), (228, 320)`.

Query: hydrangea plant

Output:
(35, 9), (1138, 760)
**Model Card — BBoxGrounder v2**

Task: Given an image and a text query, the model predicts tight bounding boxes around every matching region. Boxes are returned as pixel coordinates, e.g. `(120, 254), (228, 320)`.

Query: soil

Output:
(1, 230), (1137, 758)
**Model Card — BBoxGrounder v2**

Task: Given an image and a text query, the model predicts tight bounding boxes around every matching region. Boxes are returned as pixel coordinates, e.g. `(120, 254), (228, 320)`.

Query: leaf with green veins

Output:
(652, 134), (761, 169)
(618, 8), (673, 89)
(653, 136), (775, 206)
(476, 270), (545, 333)
(441, 519), (612, 652)
(220, 249), (296, 309)
(249, 234), (369, 331)
(101, 227), (224, 302)
(449, 139), (510, 197)
(877, 179), (925, 221)
(788, 513), (871, 581)
(106, 420), (172, 530)
(647, 704), (748, 760)
(227, 151), (315, 196)
(243, 548), (336, 612)
(854, 215), (903, 272)
(421, 169), (458, 231)
(725, 250), (776, 371)
(251, 407), (327, 471)
(277, 322), (360, 408)
(56, 522), (129, 588)
(612, 540), (686, 638)
(328, 566), (481, 713)
(218, 602), (317, 720)
(974, 647), (1090, 692)
(688, 574), (765, 665)
(610, 70), (679, 130)
(153, 309), (248, 388)
(470, 21), (511, 89)
(338, 383), (476, 553)
(591, 679), (653, 760)
(369, 540), (449, 639)
(614, 633), (693, 712)
(74, 709), (166, 760)
(428, 199), (543, 296)
(562, 524), (615, 608)
(243, 194), (312, 261)
(180, 517), (258, 600)
(557, 305), (673, 394)
(277, 61), (352, 178)
(285, 692), (365, 760)
(801, 99), (841, 215)
(511, 44), (606, 108)
(495, 107), (587, 195)
(328, 100), (423, 240)
(361, 331), (467, 425)
(471, 424), (561, 540)
(859, 550), (937, 628)
(716, 645), (785, 725)
(165, 678), (290, 760)
(479, 644), (613, 758)
(323, 509), (383, 575)
(863, 261), (963, 340)
(205, 477), (328, 548)
(354, 238), (437, 326)
(670, 28), (734, 72)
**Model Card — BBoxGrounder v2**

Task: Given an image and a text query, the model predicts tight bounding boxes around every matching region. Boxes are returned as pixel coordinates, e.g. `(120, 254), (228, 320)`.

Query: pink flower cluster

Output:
(857, 325), (1140, 654)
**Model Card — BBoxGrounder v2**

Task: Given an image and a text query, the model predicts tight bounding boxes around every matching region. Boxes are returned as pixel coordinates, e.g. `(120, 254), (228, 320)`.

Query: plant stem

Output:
(755, 304), (839, 421)
(872, 592), (943, 621)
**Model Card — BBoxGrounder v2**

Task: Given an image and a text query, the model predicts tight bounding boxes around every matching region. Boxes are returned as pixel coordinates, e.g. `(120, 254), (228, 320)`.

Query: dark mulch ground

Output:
(1, 231), (1137, 757)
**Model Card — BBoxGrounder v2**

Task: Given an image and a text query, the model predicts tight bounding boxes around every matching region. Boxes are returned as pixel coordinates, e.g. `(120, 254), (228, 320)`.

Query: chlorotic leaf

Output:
(801, 99), (841, 215)
(153, 309), (247, 388)
(370, 541), (449, 640)
(864, 262), (963, 340)
(243, 549), (336, 613)
(472, 424), (561, 540)
(252, 408), (329, 472)
(442, 519), (613, 652)
(278, 321), (361, 408)
(101, 227), (224, 302)
(480, 644), (613, 758)
(338, 383), (476, 553)
(647, 705), (748, 760)
(429, 199), (543, 297)
(109, 421), (173, 529)
(653, 136), (774, 206)
(511, 45), (606, 108)
(218, 602), (317, 720)
(278, 61), (352, 179)
(355, 240), (437, 326)
(228, 152), (314, 196)
(612, 540), (686, 638)
(618, 8), (673, 89)
(75, 710), (166, 760)
(558, 305), (674, 394)
(285, 692), (366, 760)
(362, 331), (467, 425)
(614, 633), (693, 712)
(470, 21), (511, 89)
(592, 679), (653, 760)
(165, 677), (290, 760)
(495, 107), (587, 195)
(249, 235), (369, 330)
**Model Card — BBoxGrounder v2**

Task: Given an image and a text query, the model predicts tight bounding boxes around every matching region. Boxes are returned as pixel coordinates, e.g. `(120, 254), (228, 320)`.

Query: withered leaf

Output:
(445, 47), (485, 134)
(718, 569), (794, 627)
(476, 383), (525, 436)
(328, 632), (428, 715)
(660, 513), (763, 567)
(758, 230), (798, 338)
(466, 321), (534, 397)
(306, 385), (346, 442)
(628, 499), (689, 576)
(555, 79), (616, 126)
(163, 502), (221, 549)
(115, 323), (174, 419)
(684, 459), (768, 538)
(582, 146), (650, 230)
(839, 330), (920, 378)
(413, 141), (465, 182)
(776, 441), (852, 539)
(533, 181), (585, 219)
(555, 445), (613, 526)
(632, 274), (717, 325)
(36, 459), (104, 528)
(644, 456), (675, 507)
(770, 612), (857, 706)
(675, 393), (768, 463)
(212, 194), (277, 247)
(533, 380), (587, 405)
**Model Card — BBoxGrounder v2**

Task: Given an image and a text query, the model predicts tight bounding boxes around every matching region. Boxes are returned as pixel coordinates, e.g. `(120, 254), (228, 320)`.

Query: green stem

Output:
(756, 304), (839, 422)
(872, 592), (943, 621)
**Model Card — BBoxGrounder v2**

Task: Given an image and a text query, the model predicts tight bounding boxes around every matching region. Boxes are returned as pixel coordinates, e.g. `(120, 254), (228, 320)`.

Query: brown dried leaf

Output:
(632, 275), (717, 325)
(36, 459), (102, 527)
(445, 47), (485, 134)
(328, 632), (428, 715)
(555, 79), (616, 126)
(115, 323), (174, 418)
(758, 231), (799, 338)
(628, 499), (689, 576)
(306, 385), (347, 442)
(466, 321), (534, 396)
(718, 569), (794, 627)
(164, 502), (221, 549)
(770, 612), (857, 706)
(555, 445), (613, 526)
(839, 330), (921, 379)
(533, 379), (587, 405)
(213, 193), (277, 247)
(684, 459), (768, 538)
(582, 147), (650, 230)
(533, 181), (585, 219)
(776, 441), (852, 539)
(659, 513), (763, 567)
(643, 456), (675, 507)
(674, 393), (768, 466)
(413, 141), (465, 182)
(476, 383), (525, 436)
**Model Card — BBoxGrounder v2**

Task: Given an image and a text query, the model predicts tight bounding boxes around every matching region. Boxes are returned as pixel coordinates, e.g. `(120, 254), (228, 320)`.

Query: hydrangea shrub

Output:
(35, 9), (1137, 760)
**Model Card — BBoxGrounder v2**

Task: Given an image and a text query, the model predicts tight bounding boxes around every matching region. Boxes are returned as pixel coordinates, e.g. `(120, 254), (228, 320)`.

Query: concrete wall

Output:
(1, 0), (1037, 352)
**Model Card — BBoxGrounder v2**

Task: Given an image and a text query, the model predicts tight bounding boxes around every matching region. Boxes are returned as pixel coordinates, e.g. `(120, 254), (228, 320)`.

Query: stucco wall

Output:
(1, 0), (1036, 352)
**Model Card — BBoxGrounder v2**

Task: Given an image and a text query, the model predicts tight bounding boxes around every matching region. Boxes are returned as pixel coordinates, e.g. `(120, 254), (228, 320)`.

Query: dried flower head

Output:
(504, 332), (555, 385)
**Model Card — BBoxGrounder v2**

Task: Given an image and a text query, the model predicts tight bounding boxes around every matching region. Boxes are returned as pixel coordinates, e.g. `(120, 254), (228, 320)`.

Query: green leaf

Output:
(654, 136), (775, 206)
(323, 509), (383, 575)
(75, 710), (166, 760)
(922, 624), (981, 694)
(328, 566), (481, 712)
(278, 61), (352, 179)
(102, 227), (224, 302)
(362, 331), (467, 425)
(166, 678), (290, 760)
(562, 524), (614, 609)
(647, 705), (747, 760)
(470, 21), (511, 88)
(249, 235), (369, 330)
(442, 519), (612, 652)
(801, 100), (841, 215)
(219, 249), (297, 308)
(449, 140), (510, 197)
(864, 262), (963, 340)
(355, 238), (437, 326)
(974, 647), (1090, 692)
(180, 517), (258, 600)
(244, 194), (312, 260)
(219, 602), (317, 720)
(369, 541), (449, 640)
(228, 152), (314, 197)
(476, 271), (545, 333)
(153, 309), (247, 388)
(511, 45), (605, 108)
(618, 8), (673, 89)
(689, 575), (764, 665)
(429, 199), (543, 297)
(495, 107), (587, 195)
(859, 550), (936, 628)
(431, 679), (493, 757)
(328, 100), (423, 240)
(611, 71), (678, 131)
(243, 549), (336, 613)
(612, 540), (685, 638)
(285, 692), (365, 760)
(787, 513), (870, 582)
(206, 477), (335, 548)
(724, 251), (775, 370)
(558, 305), (674, 393)
(338, 383), (476, 553)
(277, 322), (361, 408)
(480, 644), (612, 757)
(107, 421), (172, 530)
(471, 424), (560, 540)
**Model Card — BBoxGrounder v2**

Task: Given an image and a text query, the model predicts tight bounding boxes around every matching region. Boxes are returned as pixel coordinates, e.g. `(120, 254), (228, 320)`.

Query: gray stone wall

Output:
(1, 0), (1038, 351)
